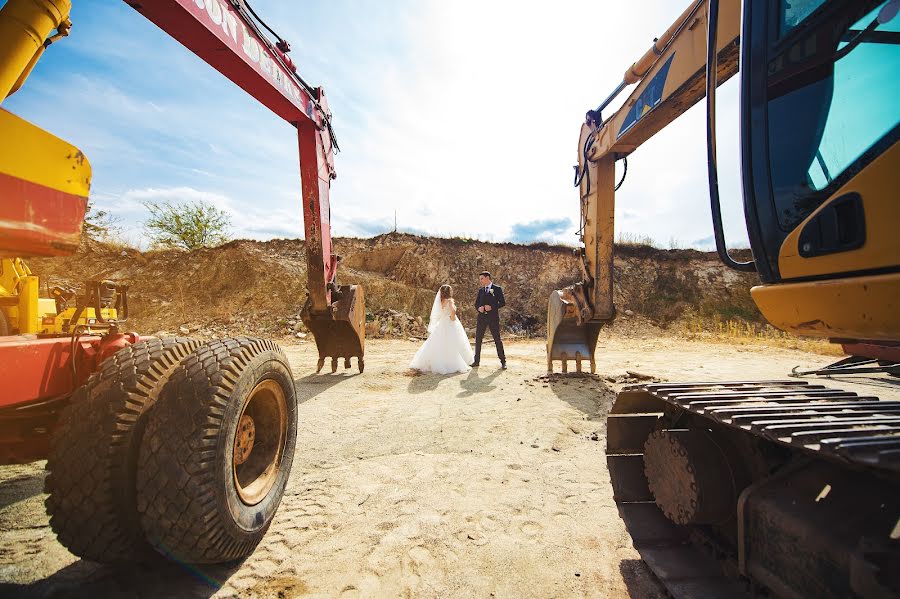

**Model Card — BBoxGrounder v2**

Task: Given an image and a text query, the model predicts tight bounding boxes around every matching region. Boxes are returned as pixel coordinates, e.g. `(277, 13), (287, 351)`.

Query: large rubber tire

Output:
(0, 309), (9, 336)
(136, 337), (297, 564)
(44, 337), (202, 563)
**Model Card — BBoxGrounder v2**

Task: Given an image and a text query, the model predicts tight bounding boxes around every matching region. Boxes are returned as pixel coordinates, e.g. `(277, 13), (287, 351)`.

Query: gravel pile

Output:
(366, 309), (428, 339)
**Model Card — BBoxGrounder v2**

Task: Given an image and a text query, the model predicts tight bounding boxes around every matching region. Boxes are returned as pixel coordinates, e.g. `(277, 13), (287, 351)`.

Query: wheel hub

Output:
(643, 428), (735, 525)
(232, 379), (288, 505)
(234, 414), (256, 465)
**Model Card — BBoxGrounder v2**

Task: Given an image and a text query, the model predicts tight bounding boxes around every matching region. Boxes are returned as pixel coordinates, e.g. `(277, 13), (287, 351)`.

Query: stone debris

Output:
(625, 370), (656, 381)
(365, 309), (428, 339)
(603, 372), (661, 384)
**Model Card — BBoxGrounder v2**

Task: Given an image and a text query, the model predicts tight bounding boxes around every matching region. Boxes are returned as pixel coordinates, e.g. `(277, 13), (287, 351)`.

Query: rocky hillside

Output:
(28, 233), (762, 340)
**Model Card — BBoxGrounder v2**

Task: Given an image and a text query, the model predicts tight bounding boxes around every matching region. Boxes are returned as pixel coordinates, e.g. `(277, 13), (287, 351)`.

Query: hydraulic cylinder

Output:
(0, 0), (70, 100)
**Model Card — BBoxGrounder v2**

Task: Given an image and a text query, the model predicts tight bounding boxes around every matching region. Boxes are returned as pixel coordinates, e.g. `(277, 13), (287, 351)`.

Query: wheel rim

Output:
(232, 379), (288, 505)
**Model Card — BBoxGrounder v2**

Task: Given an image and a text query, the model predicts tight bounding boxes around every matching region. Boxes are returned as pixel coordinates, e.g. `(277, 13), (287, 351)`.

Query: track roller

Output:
(608, 381), (900, 598)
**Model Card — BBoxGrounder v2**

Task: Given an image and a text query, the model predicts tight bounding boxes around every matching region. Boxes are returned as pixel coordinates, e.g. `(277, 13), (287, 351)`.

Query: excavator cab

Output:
(738, 0), (900, 340)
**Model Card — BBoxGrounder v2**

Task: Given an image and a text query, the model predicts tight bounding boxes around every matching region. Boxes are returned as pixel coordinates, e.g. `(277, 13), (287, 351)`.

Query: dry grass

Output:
(616, 231), (657, 248)
(680, 315), (844, 356)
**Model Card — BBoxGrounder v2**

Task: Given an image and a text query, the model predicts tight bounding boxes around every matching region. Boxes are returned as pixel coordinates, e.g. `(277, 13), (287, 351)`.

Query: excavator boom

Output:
(1, 0), (364, 371)
(547, 0), (740, 373)
(127, 0), (364, 372)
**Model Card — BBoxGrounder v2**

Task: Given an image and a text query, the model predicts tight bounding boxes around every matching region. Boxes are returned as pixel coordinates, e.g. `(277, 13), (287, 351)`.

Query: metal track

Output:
(606, 380), (900, 598)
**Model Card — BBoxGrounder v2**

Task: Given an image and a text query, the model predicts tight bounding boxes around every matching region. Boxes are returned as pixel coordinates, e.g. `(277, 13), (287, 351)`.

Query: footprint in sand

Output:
(393, 498), (417, 514)
(553, 511), (577, 523)
(408, 545), (435, 565)
(478, 513), (501, 531)
(340, 573), (383, 599)
(520, 521), (543, 538)
(303, 502), (325, 515)
(458, 529), (489, 546)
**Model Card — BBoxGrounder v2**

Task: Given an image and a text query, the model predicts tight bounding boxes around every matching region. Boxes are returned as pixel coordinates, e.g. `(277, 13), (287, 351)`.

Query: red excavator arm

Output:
(126, 0), (365, 372)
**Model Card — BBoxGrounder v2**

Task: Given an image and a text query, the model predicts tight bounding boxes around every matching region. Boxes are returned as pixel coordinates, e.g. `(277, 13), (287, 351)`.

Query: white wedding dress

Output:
(410, 294), (474, 374)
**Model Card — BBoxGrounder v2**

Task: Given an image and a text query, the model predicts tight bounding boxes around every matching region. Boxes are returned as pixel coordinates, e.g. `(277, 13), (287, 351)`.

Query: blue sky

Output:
(6, 0), (750, 249)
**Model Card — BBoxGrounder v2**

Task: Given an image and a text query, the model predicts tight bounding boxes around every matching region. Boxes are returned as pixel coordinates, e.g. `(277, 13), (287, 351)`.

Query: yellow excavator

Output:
(548, 0), (899, 596)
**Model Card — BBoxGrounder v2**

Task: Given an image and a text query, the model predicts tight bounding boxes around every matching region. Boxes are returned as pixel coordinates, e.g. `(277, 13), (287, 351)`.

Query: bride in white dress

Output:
(410, 285), (474, 374)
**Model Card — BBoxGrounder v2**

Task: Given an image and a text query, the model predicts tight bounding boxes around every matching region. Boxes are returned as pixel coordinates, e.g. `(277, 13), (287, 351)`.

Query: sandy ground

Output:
(0, 335), (897, 598)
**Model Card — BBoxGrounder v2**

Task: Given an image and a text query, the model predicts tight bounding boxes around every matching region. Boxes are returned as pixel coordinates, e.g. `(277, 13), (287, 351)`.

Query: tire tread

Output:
(137, 337), (294, 563)
(45, 337), (202, 562)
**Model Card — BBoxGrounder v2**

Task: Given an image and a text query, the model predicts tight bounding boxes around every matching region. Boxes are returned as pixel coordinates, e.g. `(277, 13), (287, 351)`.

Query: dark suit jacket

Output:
(475, 284), (506, 316)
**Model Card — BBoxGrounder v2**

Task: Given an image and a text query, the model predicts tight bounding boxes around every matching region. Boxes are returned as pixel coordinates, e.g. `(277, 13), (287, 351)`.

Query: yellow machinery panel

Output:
(778, 144), (900, 280)
(751, 272), (900, 341)
(0, 109), (92, 258)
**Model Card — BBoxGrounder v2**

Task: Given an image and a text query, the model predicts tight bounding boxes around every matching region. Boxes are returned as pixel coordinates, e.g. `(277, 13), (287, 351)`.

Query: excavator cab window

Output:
(802, 4), (900, 192)
(779, 0), (829, 36)
(741, 0), (899, 281)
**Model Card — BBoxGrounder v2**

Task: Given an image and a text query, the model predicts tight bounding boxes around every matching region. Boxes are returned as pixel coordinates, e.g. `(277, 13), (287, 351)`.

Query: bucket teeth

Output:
(546, 288), (602, 374)
(302, 284), (366, 374)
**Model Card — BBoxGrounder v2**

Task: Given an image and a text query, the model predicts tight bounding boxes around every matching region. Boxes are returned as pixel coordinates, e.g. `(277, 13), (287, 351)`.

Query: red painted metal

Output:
(124, 0), (339, 311)
(125, 0), (305, 122)
(841, 342), (900, 363)
(124, 0), (316, 126)
(2, 1), (346, 456)
(0, 336), (89, 408)
(0, 332), (139, 464)
(0, 333), (139, 408)
(299, 118), (337, 313)
(97, 332), (135, 363)
(0, 169), (87, 258)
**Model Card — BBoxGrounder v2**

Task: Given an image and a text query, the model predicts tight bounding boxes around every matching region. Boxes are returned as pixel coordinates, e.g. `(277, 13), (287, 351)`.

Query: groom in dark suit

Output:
(472, 271), (507, 369)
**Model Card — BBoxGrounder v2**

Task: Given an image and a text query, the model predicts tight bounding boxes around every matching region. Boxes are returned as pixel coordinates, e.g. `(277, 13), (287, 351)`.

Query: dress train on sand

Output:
(410, 302), (473, 374)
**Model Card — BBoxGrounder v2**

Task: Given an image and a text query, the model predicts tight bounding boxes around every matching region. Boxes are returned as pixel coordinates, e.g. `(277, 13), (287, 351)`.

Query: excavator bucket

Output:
(546, 288), (602, 374)
(301, 284), (366, 373)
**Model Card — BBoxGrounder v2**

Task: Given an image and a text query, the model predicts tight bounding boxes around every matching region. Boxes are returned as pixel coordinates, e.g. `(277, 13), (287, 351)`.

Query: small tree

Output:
(143, 199), (231, 250)
(82, 200), (121, 240)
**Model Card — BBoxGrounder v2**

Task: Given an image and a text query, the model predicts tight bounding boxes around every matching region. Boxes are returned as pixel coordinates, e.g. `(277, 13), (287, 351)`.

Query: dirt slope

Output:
(27, 233), (761, 339)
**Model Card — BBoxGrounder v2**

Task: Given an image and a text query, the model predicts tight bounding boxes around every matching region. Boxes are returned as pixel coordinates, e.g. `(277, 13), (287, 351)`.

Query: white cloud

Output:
(289, 0), (750, 247)
(10, 0), (751, 249)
